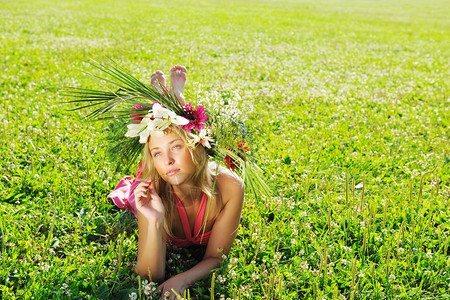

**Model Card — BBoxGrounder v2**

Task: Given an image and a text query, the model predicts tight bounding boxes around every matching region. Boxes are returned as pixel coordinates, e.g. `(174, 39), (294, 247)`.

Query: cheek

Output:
(184, 149), (195, 165)
(152, 159), (165, 175)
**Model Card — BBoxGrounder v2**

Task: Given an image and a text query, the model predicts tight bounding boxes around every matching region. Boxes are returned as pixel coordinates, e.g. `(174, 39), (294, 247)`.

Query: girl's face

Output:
(148, 132), (196, 186)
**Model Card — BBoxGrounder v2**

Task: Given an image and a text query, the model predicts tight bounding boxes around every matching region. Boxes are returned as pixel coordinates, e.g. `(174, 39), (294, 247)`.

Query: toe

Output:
(171, 65), (186, 73)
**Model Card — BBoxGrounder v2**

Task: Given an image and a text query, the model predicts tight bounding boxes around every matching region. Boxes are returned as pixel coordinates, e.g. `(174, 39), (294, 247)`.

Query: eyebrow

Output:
(150, 138), (183, 151)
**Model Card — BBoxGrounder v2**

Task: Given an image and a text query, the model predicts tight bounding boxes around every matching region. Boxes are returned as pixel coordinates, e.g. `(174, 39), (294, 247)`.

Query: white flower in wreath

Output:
(150, 103), (189, 135)
(198, 128), (214, 148)
(187, 128), (213, 149)
(126, 103), (189, 143)
(125, 111), (154, 143)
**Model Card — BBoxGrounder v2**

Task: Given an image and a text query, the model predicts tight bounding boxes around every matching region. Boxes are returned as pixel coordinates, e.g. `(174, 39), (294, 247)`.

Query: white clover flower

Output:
(252, 273), (259, 281)
(129, 292), (137, 300)
(426, 252), (433, 259)
(144, 286), (151, 296)
(341, 245), (352, 252)
(217, 275), (226, 283)
(229, 270), (236, 278)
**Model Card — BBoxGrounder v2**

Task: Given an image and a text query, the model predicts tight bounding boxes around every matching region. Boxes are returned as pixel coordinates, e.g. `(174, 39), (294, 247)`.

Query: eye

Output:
(173, 144), (182, 150)
(152, 152), (161, 157)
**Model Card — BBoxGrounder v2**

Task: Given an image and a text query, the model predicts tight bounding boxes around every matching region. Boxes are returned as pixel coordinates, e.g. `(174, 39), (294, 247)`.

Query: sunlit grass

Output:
(1, 0), (449, 299)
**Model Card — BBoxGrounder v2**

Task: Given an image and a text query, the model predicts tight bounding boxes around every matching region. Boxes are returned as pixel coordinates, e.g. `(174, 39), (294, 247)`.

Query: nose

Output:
(166, 153), (174, 165)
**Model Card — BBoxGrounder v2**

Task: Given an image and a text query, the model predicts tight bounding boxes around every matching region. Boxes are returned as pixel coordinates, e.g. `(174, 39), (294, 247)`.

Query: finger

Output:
(157, 282), (164, 292)
(136, 192), (147, 201)
(140, 179), (152, 189)
(135, 192), (149, 203)
(138, 179), (151, 187)
(146, 180), (159, 197)
(135, 188), (147, 197)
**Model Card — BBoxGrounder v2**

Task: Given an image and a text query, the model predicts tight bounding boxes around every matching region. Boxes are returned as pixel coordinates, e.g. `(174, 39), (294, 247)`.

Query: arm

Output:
(159, 173), (244, 297)
(134, 180), (167, 282)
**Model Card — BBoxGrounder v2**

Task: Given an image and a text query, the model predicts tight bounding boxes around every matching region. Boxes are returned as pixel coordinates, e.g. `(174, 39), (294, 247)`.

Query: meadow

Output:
(0, 0), (449, 298)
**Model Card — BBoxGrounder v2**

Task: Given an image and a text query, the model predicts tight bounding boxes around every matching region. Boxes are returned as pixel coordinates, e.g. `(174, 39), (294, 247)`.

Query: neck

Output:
(173, 183), (202, 205)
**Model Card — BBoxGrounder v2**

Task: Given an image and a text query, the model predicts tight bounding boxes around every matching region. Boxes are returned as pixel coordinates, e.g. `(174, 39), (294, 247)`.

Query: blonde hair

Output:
(142, 124), (222, 238)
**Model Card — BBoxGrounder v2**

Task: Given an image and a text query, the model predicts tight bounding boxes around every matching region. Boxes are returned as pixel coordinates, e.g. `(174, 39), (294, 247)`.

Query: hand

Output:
(158, 274), (190, 300)
(134, 179), (165, 222)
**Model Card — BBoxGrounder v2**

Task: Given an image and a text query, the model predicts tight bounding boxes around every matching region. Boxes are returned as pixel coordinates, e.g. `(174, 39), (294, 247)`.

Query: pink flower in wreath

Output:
(131, 105), (148, 121)
(182, 103), (208, 132)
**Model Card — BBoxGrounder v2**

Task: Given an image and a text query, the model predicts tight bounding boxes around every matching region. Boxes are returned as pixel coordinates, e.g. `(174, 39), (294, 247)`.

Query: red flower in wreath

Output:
(225, 140), (249, 171)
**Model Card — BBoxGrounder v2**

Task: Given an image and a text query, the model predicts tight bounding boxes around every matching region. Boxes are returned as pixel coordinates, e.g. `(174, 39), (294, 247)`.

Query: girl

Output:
(133, 124), (244, 297)
(68, 63), (268, 299)
(108, 67), (245, 298)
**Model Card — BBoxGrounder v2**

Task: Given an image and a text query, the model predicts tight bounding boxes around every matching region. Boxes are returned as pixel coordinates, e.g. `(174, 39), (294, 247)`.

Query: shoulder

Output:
(209, 162), (244, 205)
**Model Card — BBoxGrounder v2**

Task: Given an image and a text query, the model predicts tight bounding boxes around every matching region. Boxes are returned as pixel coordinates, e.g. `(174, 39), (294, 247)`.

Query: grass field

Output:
(1, 0), (449, 299)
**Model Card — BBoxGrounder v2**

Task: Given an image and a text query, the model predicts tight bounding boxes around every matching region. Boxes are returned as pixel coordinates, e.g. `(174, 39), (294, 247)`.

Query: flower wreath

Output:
(65, 59), (270, 198)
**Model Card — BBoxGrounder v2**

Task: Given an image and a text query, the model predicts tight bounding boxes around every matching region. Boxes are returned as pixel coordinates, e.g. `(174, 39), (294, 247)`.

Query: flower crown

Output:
(64, 60), (270, 198)
(126, 102), (212, 151)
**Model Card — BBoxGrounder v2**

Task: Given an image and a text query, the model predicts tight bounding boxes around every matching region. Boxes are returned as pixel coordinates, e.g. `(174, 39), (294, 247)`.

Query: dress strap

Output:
(193, 193), (209, 238)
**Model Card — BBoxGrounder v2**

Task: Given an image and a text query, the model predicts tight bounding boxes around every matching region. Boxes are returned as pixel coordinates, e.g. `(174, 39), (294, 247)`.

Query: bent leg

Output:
(151, 70), (167, 94)
(170, 65), (187, 104)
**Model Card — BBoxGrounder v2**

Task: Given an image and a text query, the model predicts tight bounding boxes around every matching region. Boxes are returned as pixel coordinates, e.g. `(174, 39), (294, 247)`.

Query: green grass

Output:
(1, 0), (449, 299)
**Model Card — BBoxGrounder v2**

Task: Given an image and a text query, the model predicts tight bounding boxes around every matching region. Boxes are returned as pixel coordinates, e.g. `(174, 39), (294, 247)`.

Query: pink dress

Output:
(108, 163), (144, 218)
(168, 193), (212, 247)
(108, 165), (212, 247)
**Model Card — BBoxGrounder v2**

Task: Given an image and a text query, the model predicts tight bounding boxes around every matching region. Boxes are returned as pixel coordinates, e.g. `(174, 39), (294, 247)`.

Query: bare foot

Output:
(151, 70), (166, 93)
(170, 65), (187, 104)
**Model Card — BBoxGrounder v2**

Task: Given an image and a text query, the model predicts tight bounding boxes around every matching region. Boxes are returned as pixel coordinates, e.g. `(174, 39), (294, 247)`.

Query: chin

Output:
(163, 175), (184, 186)
(165, 174), (194, 187)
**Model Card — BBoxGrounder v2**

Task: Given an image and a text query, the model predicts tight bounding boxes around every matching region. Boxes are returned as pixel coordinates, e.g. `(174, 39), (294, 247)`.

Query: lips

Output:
(166, 169), (180, 176)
